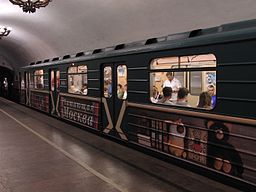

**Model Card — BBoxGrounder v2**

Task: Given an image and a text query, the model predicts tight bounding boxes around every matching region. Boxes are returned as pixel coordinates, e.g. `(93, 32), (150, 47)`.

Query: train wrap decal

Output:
(127, 105), (256, 184)
(102, 97), (113, 133)
(115, 100), (128, 140)
(58, 95), (100, 130)
(30, 90), (49, 113)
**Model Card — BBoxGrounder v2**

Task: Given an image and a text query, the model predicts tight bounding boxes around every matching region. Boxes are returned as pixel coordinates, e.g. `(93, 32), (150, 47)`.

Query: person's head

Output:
(198, 91), (212, 108)
(166, 72), (174, 81)
(162, 87), (172, 98)
(178, 87), (189, 100)
(207, 84), (215, 96)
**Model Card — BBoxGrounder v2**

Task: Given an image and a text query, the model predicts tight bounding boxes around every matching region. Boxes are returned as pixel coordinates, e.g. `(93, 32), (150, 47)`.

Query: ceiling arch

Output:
(1, 0), (256, 70)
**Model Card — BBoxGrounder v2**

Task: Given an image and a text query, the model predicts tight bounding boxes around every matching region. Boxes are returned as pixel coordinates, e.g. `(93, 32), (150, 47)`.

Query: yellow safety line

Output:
(0, 108), (128, 192)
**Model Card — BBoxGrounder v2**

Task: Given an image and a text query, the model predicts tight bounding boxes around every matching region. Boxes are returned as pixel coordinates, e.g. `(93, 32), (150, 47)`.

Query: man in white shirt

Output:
(163, 72), (181, 103)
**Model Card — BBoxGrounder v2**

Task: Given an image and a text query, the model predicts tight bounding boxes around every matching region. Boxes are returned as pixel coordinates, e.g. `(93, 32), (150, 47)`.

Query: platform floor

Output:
(0, 97), (240, 192)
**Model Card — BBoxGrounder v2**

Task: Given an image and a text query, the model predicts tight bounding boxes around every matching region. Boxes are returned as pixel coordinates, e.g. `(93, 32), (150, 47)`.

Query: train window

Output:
(68, 66), (77, 73)
(150, 54), (216, 110)
(179, 54), (216, 68)
(68, 65), (88, 95)
(151, 57), (179, 69)
(117, 65), (127, 100)
(34, 70), (44, 89)
(56, 71), (60, 91)
(151, 54), (216, 69)
(104, 66), (112, 98)
(51, 70), (55, 91)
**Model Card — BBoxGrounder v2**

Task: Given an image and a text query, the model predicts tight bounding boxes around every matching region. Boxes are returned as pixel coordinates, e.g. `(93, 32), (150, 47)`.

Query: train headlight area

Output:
(1, 19), (256, 191)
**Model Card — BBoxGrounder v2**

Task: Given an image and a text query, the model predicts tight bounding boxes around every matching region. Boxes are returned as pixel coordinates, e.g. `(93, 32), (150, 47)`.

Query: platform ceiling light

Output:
(0, 27), (11, 39)
(9, 0), (51, 13)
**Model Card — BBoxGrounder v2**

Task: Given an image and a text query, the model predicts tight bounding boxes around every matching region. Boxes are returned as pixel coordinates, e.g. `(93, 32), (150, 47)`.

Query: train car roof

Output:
(21, 19), (256, 70)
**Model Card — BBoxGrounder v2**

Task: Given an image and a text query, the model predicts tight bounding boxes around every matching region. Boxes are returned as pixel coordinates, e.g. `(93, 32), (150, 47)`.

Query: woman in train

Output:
(197, 91), (212, 109)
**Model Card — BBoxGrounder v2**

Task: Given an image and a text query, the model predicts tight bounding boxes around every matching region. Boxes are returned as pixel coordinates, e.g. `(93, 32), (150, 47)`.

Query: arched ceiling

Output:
(1, 0), (256, 71)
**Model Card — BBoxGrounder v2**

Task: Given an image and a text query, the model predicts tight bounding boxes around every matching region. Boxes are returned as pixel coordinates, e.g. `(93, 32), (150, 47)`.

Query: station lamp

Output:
(9, 0), (51, 13)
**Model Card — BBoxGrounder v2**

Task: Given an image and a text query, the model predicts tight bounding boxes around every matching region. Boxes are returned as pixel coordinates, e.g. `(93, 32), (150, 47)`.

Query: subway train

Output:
(17, 19), (256, 190)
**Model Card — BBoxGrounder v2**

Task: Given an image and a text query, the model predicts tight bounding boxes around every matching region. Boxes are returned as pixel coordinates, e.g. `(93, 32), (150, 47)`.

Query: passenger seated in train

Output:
(157, 87), (173, 105)
(197, 91), (212, 109)
(117, 84), (124, 99)
(176, 87), (190, 107)
(207, 84), (216, 107)
(150, 86), (160, 103)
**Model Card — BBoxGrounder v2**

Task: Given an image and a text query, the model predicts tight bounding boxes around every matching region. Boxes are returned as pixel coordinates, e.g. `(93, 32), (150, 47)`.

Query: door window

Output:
(117, 65), (127, 100)
(103, 66), (112, 98)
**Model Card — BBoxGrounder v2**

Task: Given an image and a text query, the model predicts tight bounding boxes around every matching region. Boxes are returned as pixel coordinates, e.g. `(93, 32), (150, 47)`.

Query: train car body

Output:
(18, 20), (256, 190)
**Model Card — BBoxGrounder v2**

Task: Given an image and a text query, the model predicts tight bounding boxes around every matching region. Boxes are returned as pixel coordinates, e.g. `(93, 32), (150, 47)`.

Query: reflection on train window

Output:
(68, 65), (88, 95)
(150, 54), (216, 110)
(104, 66), (112, 98)
(34, 70), (44, 89)
(117, 65), (127, 100)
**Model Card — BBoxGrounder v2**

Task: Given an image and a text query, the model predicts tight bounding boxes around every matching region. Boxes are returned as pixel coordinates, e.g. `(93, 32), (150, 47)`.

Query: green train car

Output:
(18, 19), (256, 191)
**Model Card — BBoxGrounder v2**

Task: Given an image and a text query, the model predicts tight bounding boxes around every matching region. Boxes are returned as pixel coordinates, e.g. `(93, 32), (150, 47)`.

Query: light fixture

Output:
(9, 0), (51, 13)
(0, 27), (11, 39)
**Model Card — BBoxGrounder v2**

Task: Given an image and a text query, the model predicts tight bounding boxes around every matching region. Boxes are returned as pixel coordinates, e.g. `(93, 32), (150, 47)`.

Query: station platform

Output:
(0, 97), (240, 192)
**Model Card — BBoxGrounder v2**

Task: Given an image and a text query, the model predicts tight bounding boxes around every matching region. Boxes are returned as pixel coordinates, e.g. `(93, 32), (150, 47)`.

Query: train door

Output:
(101, 63), (128, 140)
(49, 68), (60, 116)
